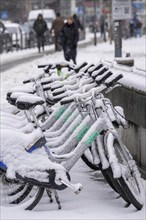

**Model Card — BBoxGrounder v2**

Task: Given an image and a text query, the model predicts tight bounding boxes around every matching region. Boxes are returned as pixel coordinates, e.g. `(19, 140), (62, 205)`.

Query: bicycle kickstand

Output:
(52, 189), (61, 209)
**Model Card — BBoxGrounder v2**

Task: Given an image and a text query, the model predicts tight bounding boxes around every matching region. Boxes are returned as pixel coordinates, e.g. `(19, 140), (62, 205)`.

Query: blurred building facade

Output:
(0, 0), (72, 22)
(0, 0), (145, 25)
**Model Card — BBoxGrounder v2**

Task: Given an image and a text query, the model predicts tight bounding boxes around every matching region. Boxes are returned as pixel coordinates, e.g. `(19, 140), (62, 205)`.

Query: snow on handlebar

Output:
(60, 74), (123, 105)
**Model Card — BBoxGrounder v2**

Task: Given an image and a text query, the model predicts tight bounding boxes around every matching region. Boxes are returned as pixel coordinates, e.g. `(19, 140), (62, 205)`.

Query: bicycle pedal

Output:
(60, 178), (83, 194)
(74, 184), (83, 195)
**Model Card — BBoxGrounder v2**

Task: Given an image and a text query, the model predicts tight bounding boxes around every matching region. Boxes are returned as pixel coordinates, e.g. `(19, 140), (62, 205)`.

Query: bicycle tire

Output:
(25, 187), (45, 211)
(8, 184), (26, 196)
(100, 135), (131, 205)
(100, 166), (119, 194)
(0, 174), (30, 206)
(10, 184), (33, 204)
(106, 133), (144, 210)
(101, 166), (131, 205)
(81, 154), (100, 170)
(81, 151), (120, 194)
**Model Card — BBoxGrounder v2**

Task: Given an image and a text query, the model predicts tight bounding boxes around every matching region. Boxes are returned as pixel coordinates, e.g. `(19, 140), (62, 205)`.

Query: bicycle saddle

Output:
(16, 94), (45, 110)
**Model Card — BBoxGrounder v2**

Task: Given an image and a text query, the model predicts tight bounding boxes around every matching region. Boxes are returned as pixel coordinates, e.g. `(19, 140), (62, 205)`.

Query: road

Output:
(1, 39), (93, 72)
(1, 48), (54, 72)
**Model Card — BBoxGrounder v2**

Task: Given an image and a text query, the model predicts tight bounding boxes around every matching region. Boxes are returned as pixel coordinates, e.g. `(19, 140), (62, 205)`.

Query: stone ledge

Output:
(114, 57), (134, 67)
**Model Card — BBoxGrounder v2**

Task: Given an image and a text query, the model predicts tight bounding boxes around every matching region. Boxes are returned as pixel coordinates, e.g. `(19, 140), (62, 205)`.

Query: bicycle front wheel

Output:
(106, 133), (144, 210)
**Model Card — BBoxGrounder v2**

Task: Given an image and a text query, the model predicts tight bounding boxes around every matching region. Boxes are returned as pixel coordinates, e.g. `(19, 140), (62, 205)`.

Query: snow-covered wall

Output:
(104, 86), (146, 178)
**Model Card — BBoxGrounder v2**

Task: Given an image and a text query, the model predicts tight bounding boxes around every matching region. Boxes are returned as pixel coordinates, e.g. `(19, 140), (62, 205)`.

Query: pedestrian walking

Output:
(50, 12), (64, 51)
(59, 16), (79, 64)
(73, 14), (83, 31)
(133, 16), (142, 38)
(33, 14), (48, 53)
(135, 18), (142, 37)
(100, 15), (107, 42)
(129, 20), (135, 37)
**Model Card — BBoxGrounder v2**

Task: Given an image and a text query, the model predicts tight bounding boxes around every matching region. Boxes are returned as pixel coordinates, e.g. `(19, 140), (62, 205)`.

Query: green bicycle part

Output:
(85, 130), (100, 145)
(76, 126), (90, 141)
(54, 107), (66, 120)
(64, 112), (73, 122)
(57, 69), (62, 76)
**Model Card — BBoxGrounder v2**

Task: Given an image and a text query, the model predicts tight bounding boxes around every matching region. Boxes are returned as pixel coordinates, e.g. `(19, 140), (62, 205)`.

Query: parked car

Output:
(28, 9), (56, 46)
(5, 23), (27, 49)
(28, 9), (56, 30)
(0, 20), (12, 53)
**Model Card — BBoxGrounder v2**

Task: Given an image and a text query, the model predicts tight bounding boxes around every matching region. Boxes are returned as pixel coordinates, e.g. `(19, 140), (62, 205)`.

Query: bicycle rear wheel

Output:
(106, 133), (144, 210)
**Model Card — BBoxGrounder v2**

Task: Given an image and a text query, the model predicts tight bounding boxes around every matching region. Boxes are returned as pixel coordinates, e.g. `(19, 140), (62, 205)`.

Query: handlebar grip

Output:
(53, 90), (65, 96)
(75, 62), (88, 73)
(91, 67), (108, 79)
(96, 71), (113, 85)
(44, 65), (54, 73)
(51, 85), (63, 91)
(37, 65), (48, 68)
(53, 97), (63, 102)
(23, 79), (31, 84)
(88, 63), (103, 75)
(37, 65), (53, 73)
(60, 99), (74, 105)
(84, 64), (95, 73)
(43, 86), (51, 91)
(105, 74), (123, 87)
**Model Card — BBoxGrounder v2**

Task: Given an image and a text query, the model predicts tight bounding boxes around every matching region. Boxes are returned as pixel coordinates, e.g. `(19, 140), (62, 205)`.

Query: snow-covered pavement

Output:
(0, 35), (146, 220)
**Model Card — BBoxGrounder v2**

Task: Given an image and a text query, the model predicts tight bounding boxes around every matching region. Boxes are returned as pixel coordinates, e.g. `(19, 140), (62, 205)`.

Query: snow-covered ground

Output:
(0, 35), (146, 220)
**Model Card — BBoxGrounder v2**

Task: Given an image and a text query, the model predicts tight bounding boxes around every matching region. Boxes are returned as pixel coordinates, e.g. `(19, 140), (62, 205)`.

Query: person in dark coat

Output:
(73, 14), (83, 31)
(129, 20), (134, 37)
(60, 16), (79, 64)
(100, 15), (107, 42)
(33, 14), (48, 52)
(50, 12), (64, 51)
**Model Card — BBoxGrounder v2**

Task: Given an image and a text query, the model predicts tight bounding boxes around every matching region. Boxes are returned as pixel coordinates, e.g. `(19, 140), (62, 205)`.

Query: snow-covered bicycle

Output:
(0, 62), (144, 211)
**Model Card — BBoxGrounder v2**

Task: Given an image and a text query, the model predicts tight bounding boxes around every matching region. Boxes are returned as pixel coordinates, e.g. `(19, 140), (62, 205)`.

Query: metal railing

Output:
(0, 30), (85, 54)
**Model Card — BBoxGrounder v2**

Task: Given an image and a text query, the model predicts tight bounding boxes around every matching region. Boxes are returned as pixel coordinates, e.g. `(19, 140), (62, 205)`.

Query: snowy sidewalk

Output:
(1, 35), (146, 220)
(1, 159), (146, 220)
(1, 33), (94, 66)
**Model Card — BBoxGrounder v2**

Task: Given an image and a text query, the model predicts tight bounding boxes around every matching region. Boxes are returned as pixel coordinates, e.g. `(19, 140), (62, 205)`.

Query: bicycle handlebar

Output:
(74, 62), (88, 73)
(23, 72), (45, 84)
(60, 74), (123, 105)
(105, 74), (123, 87)
(38, 65), (50, 68)
(88, 63), (103, 75)
(38, 61), (76, 72)
(81, 64), (95, 73)
(91, 67), (108, 78)
(95, 71), (113, 85)
(51, 84), (63, 91)
(60, 99), (75, 105)
(53, 89), (65, 96)
(23, 79), (32, 84)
